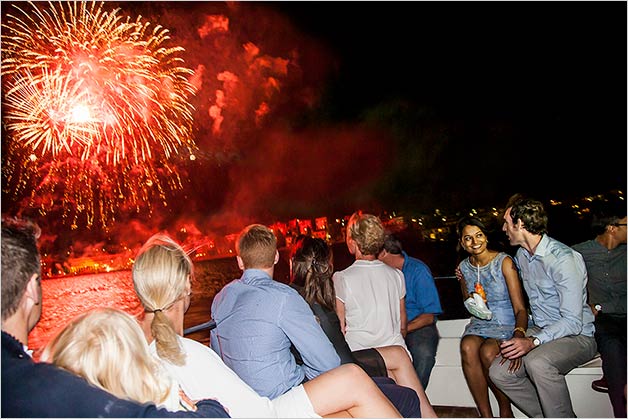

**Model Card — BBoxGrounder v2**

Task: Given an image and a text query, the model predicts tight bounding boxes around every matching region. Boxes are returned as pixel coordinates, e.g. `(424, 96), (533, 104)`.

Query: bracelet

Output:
(513, 326), (526, 335)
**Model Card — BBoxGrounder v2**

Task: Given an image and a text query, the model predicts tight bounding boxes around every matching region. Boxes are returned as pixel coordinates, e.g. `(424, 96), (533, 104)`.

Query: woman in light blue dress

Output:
(456, 216), (528, 418)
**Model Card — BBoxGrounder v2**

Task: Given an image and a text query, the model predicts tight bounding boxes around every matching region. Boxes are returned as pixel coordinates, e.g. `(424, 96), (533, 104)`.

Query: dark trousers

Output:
(372, 376), (421, 418)
(595, 313), (627, 418)
(405, 321), (440, 388)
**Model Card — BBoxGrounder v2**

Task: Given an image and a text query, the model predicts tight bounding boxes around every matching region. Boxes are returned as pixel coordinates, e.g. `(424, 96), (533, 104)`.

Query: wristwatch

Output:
(531, 336), (541, 347)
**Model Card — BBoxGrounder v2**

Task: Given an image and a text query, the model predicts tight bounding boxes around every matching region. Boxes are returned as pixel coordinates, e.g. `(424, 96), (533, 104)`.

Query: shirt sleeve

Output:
(279, 292), (341, 380)
(536, 251), (588, 343)
(406, 262), (443, 317)
(398, 270), (406, 299)
(332, 271), (346, 303)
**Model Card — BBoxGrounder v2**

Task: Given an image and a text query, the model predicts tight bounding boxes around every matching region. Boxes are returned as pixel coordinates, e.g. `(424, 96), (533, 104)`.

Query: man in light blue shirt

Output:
(490, 196), (597, 418)
(210, 225), (340, 399)
(379, 233), (443, 389)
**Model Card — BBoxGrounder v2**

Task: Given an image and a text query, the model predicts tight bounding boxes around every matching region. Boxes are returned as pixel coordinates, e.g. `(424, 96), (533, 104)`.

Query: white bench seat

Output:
(425, 318), (613, 417)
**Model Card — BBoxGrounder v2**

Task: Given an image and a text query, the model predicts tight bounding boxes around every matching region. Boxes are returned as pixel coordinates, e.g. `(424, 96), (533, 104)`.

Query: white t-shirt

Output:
(149, 336), (319, 418)
(333, 259), (410, 357)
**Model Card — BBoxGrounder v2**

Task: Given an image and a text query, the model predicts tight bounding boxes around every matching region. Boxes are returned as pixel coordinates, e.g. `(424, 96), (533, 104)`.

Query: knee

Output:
(523, 353), (553, 377)
(480, 342), (499, 366)
(488, 359), (507, 384)
(342, 362), (367, 379)
(411, 342), (435, 359)
(391, 345), (409, 359)
(460, 339), (477, 362)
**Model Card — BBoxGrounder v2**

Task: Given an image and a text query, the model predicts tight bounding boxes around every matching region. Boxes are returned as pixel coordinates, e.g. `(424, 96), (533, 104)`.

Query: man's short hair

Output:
(347, 212), (385, 256)
(589, 199), (627, 236)
(509, 198), (548, 235)
(2, 217), (41, 320)
(236, 224), (277, 269)
(383, 233), (403, 255)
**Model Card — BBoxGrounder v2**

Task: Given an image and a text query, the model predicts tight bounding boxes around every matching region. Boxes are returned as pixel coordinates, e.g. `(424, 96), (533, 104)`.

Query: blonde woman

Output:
(42, 308), (190, 412)
(134, 232), (402, 418)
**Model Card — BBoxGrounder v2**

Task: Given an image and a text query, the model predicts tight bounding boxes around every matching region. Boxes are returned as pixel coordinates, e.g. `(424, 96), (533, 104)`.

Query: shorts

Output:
(272, 384), (321, 418)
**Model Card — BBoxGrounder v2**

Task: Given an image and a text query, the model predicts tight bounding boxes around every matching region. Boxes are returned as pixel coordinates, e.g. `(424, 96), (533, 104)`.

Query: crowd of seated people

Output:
(3, 198), (618, 418)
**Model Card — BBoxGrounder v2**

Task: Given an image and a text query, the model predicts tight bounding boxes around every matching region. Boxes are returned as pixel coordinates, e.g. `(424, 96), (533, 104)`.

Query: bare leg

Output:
(461, 335), (493, 417)
(376, 345), (438, 418)
(323, 411), (352, 418)
(303, 363), (401, 418)
(479, 339), (513, 418)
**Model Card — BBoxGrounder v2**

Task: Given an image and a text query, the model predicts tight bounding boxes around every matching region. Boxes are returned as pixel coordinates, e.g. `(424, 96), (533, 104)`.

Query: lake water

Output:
(29, 238), (467, 359)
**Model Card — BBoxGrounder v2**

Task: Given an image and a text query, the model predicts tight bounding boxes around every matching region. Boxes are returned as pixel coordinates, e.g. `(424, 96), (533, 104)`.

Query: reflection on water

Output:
(30, 239), (466, 359)
(29, 256), (242, 360)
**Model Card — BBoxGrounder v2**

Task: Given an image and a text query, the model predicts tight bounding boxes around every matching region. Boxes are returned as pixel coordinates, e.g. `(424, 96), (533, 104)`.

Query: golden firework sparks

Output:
(1, 1), (198, 228)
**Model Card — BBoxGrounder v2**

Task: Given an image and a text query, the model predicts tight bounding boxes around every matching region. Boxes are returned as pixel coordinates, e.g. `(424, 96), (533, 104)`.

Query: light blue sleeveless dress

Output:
(458, 252), (516, 339)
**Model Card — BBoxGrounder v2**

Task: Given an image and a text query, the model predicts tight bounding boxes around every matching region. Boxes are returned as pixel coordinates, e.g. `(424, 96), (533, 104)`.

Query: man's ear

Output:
(236, 256), (245, 271)
(25, 273), (40, 306)
(274, 250), (279, 265)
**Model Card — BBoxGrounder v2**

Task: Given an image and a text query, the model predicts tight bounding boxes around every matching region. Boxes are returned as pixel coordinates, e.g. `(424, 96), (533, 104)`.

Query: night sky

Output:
(268, 2), (627, 208)
(2, 1), (626, 248)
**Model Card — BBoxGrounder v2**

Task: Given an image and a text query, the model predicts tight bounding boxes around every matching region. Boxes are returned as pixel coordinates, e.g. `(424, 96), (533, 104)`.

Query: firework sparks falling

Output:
(1, 1), (198, 228)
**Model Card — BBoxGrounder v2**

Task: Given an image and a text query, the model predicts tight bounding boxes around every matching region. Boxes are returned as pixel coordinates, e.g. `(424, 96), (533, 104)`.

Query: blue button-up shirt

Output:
(515, 235), (595, 344)
(402, 251), (443, 322)
(210, 269), (340, 399)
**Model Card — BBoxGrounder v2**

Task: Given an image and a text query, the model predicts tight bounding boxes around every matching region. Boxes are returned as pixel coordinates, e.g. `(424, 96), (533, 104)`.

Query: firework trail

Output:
(1, 1), (197, 228)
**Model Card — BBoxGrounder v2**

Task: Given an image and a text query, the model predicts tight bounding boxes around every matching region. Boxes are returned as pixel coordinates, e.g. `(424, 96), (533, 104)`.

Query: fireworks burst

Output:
(1, 1), (198, 228)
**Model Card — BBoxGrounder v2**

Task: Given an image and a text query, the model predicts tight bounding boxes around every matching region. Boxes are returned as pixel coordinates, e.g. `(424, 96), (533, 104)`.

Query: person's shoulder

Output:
(406, 254), (432, 272)
(214, 277), (240, 294)
(180, 336), (223, 362)
(545, 235), (579, 256)
(180, 335), (206, 350)
(542, 236), (588, 269)
(571, 239), (595, 252)
(261, 279), (305, 301)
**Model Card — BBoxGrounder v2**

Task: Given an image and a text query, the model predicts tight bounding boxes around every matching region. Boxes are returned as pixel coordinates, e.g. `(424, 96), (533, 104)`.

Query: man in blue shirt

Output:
(211, 225), (340, 399)
(490, 197), (597, 418)
(1, 217), (229, 418)
(379, 233), (443, 389)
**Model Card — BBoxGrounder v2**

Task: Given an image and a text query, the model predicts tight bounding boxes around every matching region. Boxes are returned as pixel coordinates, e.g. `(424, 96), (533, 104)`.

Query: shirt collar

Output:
(524, 234), (549, 260)
(241, 268), (273, 283)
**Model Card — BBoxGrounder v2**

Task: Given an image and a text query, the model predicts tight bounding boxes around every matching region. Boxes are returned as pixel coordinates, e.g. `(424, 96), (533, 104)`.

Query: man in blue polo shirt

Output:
(379, 233), (443, 389)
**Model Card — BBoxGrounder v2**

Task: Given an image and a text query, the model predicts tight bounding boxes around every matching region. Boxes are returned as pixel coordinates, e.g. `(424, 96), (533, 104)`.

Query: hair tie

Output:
(153, 308), (163, 314)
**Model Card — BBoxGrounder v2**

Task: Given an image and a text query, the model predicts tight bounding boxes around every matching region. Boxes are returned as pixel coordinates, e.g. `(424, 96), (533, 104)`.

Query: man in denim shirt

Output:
(211, 225), (340, 399)
(489, 197), (597, 418)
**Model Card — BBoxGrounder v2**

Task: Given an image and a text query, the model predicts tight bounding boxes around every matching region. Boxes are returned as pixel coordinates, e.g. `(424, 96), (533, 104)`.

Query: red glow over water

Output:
(29, 271), (142, 360)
